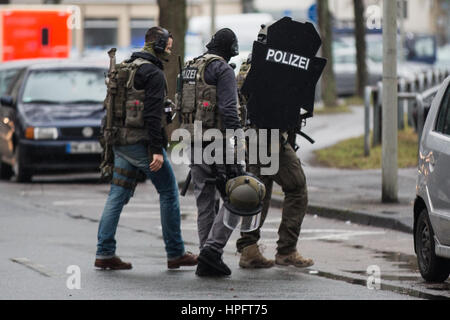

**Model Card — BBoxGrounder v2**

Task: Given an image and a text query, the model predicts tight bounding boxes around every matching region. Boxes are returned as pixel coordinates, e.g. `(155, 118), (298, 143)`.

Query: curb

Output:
(270, 197), (413, 234)
(177, 180), (414, 235)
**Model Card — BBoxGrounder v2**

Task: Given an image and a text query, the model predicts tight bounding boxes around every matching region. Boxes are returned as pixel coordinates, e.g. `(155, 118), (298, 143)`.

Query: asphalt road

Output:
(0, 173), (448, 300)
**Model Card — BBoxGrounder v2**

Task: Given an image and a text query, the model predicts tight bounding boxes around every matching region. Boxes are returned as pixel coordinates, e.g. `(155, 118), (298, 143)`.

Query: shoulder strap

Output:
(125, 58), (153, 89)
(197, 54), (225, 83)
(132, 57), (153, 67)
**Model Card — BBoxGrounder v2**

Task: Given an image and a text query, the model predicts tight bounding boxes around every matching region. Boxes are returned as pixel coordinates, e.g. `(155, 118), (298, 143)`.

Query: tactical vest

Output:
(236, 60), (251, 127)
(103, 57), (160, 146)
(178, 54), (224, 138)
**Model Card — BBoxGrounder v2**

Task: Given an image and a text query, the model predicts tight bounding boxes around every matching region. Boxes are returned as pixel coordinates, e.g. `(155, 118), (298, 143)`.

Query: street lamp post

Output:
(382, 0), (398, 203)
(210, 0), (216, 37)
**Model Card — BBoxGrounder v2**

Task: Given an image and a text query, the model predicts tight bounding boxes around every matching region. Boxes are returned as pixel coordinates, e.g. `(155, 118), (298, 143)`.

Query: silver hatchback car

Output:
(414, 75), (450, 282)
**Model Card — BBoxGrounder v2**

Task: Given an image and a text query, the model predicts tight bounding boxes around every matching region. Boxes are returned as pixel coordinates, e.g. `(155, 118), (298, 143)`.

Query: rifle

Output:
(99, 48), (117, 181)
(287, 113), (315, 151)
(106, 48), (116, 130)
(180, 170), (191, 197)
(176, 55), (183, 107)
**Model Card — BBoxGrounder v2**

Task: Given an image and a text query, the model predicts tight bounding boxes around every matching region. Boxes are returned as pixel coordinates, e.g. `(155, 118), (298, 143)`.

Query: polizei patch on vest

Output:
(182, 67), (198, 83)
(266, 48), (310, 71)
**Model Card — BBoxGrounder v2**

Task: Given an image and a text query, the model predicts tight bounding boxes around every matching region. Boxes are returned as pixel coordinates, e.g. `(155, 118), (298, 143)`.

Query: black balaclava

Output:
(206, 28), (239, 62)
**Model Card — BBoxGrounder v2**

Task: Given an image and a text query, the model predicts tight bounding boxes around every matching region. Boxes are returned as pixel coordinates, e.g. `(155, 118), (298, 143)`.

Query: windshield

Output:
(21, 69), (106, 104)
(334, 35), (405, 63)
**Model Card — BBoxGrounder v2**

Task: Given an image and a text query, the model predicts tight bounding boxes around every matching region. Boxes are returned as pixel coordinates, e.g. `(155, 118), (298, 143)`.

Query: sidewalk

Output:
(272, 166), (416, 234)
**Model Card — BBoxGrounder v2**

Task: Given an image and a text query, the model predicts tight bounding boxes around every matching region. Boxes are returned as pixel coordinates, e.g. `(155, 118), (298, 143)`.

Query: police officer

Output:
(178, 28), (242, 277)
(235, 24), (314, 269)
(95, 26), (197, 270)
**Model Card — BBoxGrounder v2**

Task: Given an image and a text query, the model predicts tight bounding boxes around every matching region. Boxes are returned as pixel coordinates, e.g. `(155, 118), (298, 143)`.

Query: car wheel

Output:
(415, 208), (450, 282)
(13, 146), (32, 183)
(0, 160), (13, 180)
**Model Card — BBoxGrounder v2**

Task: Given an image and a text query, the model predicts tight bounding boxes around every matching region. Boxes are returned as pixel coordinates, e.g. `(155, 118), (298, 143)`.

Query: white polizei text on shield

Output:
(265, 48), (310, 71)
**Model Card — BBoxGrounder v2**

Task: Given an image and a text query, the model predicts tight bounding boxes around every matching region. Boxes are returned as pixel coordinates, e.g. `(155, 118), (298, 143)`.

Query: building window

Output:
(131, 19), (155, 48)
(84, 19), (118, 48)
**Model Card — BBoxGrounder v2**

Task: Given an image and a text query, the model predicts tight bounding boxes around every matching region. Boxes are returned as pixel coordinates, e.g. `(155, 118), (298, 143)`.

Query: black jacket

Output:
(204, 57), (241, 130)
(128, 51), (167, 155)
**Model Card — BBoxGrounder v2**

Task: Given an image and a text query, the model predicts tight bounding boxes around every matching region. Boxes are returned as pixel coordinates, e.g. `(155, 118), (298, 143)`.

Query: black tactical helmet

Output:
(206, 28), (239, 61)
(223, 173), (266, 216)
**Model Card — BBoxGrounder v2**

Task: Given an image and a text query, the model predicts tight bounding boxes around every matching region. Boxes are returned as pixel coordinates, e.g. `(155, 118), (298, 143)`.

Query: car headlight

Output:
(25, 127), (58, 140)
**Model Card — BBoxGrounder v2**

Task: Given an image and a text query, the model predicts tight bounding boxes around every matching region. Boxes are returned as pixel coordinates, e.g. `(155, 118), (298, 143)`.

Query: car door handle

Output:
(428, 154), (435, 165)
(428, 155), (436, 172)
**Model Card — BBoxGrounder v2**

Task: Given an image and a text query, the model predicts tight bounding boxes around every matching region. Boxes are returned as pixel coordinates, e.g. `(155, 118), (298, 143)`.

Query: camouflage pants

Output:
(236, 141), (308, 255)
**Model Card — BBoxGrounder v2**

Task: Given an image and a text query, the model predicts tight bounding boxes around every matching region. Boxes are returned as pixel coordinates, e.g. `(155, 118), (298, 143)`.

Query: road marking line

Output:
(53, 200), (197, 211)
(299, 231), (386, 241)
(10, 257), (58, 277)
(167, 224), (386, 241)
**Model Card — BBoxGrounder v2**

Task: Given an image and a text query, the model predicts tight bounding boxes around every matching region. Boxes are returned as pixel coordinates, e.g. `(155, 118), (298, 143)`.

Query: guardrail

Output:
(363, 68), (449, 156)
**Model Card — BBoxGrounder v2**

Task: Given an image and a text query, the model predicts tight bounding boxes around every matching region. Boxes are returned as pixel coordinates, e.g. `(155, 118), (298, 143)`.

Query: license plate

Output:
(66, 141), (102, 154)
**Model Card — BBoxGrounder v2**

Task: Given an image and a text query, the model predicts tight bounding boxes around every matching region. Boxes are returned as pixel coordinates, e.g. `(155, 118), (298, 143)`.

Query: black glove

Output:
(164, 99), (175, 124)
(225, 164), (245, 179)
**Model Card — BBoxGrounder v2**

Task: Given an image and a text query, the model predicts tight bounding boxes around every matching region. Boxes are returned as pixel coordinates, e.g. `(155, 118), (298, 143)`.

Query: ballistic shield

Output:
(241, 17), (327, 130)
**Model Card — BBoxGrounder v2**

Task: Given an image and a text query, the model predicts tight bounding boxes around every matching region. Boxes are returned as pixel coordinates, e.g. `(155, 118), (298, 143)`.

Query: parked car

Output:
(414, 75), (450, 282)
(435, 44), (450, 70)
(0, 59), (107, 182)
(333, 47), (382, 96)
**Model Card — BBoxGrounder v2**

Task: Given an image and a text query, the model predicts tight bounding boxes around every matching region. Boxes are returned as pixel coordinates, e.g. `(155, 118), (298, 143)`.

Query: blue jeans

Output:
(96, 144), (185, 260)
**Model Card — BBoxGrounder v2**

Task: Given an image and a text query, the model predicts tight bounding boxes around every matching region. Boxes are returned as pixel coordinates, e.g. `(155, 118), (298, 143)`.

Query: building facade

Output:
(7, 0), (241, 52)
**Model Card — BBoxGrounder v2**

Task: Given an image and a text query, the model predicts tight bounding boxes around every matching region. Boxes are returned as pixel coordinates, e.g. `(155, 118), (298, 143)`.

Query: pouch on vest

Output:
(125, 99), (145, 128)
(180, 66), (198, 115)
(113, 67), (129, 119)
(195, 87), (217, 127)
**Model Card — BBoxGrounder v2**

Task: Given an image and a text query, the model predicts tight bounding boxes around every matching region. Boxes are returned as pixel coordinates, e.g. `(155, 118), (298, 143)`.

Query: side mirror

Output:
(0, 96), (14, 107)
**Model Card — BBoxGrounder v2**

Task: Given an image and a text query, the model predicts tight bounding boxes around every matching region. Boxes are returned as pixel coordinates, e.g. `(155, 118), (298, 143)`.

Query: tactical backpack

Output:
(102, 57), (154, 145)
(177, 54), (225, 138)
(99, 51), (153, 182)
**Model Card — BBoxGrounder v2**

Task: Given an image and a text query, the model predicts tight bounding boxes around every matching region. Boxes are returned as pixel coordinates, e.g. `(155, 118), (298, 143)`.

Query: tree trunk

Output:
(157, 0), (187, 137)
(317, 0), (337, 107)
(157, 0), (187, 101)
(353, 0), (367, 98)
(241, 0), (256, 13)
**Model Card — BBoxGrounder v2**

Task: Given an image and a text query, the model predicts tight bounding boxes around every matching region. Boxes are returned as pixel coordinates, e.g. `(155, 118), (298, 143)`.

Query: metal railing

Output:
(363, 68), (449, 156)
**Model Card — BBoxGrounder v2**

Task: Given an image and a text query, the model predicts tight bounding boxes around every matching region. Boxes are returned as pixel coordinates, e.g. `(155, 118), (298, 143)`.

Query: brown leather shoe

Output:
(94, 256), (132, 270)
(167, 252), (198, 269)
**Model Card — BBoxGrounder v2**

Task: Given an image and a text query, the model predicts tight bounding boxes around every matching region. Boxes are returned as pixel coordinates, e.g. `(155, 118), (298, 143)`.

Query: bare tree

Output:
(158, 0), (187, 136)
(241, 0), (256, 13)
(353, 0), (367, 98)
(317, 0), (337, 107)
(157, 0), (187, 101)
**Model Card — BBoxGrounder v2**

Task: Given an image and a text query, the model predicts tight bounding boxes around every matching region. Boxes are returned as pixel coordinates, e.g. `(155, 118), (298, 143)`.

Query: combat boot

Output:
(197, 246), (231, 276)
(239, 244), (274, 269)
(275, 251), (314, 268)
